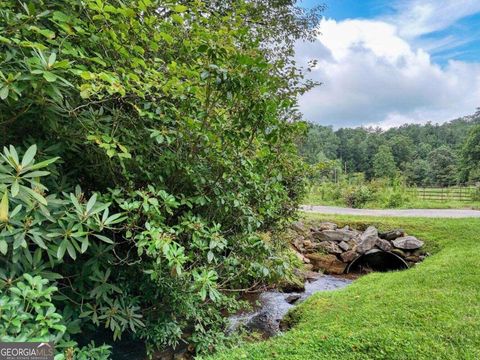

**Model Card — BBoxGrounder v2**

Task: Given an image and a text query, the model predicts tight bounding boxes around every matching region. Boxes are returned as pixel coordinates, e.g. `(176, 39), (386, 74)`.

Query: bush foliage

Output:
(0, 0), (321, 357)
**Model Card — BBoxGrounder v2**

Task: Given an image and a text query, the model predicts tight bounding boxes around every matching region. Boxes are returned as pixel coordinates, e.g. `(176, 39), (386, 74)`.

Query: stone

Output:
(313, 229), (356, 242)
(356, 226), (379, 254)
(285, 294), (301, 304)
(338, 241), (350, 251)
(392, 236), (424, 250)
(279, 276), (305, 292)
(379, 229), (405, 241)
(304, 263), (314, 271)
(340, 250), (358, 263)
(376, 238), (392, 252)
(292, 236), (305, 252)
(317, 241), (343, 254)
(405, 255), (421, 263)
(291, 221), (306, 233)
(303, 239), (313, 249)
(305, 253), (347, 274)
(318, 222), (338, 231)
(303, 270), (322, 281)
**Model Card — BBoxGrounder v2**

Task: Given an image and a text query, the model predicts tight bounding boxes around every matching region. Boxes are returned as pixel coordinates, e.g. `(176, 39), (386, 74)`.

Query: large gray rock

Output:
(314, 229), (356, 242)
(376, 238), (392, 252)
(392, 236), (424, 250)
(338, 241), (350, 251)
(318, 241), (343, 254)
(356, 226), (379, 254)
(379, 229), (405, 241)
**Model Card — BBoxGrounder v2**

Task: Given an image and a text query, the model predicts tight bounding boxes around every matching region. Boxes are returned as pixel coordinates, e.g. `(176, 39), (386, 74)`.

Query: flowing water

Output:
(227, 275), (352, 337)
(108, 275), (352, 359)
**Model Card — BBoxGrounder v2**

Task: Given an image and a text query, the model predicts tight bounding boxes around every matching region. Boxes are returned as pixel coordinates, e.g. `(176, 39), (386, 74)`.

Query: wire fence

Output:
(407, 186), (478, 202)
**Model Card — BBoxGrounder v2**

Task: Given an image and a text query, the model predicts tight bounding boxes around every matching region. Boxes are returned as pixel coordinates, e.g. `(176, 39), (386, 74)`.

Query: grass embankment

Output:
(210, 214), (480, 359)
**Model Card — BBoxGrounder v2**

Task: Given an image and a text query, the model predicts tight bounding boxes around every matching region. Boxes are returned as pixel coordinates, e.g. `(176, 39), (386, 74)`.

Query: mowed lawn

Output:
(209, 214), (480, 359)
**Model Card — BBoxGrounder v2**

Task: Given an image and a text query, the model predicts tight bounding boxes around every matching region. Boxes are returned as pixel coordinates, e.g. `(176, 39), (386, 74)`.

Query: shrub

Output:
(0, 0), (319, 355)
(342, 184), (376, 208)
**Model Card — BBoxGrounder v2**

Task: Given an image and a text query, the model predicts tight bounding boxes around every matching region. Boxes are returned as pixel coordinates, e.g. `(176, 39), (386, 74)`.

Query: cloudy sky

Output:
(298, 0), (480, 128)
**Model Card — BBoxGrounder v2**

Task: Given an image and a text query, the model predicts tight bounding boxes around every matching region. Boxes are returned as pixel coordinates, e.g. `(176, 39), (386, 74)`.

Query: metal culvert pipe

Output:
(345, 249), (409, 273)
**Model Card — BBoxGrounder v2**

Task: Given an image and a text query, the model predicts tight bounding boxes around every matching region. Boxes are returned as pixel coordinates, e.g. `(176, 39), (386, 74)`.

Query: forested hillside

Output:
(300, 109), (480, 186)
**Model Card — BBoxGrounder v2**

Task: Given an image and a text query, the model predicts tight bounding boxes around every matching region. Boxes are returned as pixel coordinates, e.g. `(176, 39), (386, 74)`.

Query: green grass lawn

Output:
(209, 214), (480, 359)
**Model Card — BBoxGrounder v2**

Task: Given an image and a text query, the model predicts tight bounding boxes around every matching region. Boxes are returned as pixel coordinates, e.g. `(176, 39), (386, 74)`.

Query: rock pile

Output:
(291, 222), (427, 274)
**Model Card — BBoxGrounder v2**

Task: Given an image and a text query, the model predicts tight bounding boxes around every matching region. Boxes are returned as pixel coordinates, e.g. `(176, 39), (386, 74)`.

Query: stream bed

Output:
(227, 275), (352, 337)
(107, 275), (352, 359)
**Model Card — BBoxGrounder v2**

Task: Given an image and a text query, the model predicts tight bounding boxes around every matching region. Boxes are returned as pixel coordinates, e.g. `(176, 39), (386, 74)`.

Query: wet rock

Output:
(338, 241), (350, 251)
(247, 311), (279, 337)
(392, 236), (424, 250)
(340, 250), (358, 262)
(376, 238), (392, 252)
(279, 276), (305, 293)
(317, 241), (343, 254)
(285, 294), (301, 304)
(379, 229), (405, 241)
(314, 229), (356, 242)
(356, 226), (379, 254)
(405, 255), (421, 262)
(306, 253), (347, 274)
(302, 270), (322, 281)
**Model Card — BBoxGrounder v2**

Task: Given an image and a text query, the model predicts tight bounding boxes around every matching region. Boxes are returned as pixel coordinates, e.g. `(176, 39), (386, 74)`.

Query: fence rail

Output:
(407, 187), (477, 201)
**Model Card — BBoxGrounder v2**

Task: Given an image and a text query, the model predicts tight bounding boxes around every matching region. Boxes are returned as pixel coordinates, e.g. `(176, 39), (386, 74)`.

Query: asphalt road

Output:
(300, 205), (480, 218)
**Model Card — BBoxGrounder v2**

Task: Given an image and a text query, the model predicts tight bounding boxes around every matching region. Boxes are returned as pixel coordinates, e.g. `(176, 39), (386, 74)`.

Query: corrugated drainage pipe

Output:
(346, 249), (409, 273)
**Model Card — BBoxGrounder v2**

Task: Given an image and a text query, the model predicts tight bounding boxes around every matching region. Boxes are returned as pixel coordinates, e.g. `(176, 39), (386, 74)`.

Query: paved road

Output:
(300, 205), (480, 218)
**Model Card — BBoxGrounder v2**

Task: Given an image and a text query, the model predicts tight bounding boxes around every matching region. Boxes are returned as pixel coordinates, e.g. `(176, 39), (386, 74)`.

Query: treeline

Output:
(300, 109), (480, 186)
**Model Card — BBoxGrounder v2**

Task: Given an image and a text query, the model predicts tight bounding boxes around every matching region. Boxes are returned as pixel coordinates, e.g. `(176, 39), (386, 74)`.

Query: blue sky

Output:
(296, 0), (480, 128)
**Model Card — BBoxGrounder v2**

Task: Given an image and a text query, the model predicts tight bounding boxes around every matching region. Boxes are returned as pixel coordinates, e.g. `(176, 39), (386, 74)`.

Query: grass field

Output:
(208, 214), (480, 360)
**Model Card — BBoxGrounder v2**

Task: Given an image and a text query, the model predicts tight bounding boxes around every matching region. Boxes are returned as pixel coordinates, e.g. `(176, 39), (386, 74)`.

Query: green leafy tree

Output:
(299, 124), (339, 164)
(373, 145), (397, 179)
(427, 146), (458, 186)
(461, 124), (480, 182)
(388, 135), (414, 169)
(405, 158), (430, 186)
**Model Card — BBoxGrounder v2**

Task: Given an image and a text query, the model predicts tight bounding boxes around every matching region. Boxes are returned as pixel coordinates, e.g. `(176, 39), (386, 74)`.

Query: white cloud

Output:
(298, 18), (480, 128)
(390, 0), (480, 38)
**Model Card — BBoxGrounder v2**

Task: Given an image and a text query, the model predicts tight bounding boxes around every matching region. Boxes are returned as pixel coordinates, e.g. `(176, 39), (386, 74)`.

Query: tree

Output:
(373, 145), (397, 179)
(299, 124), (339, 164)
(461, 125), (480, 182)
(405, 159), (430, 186)
(388, 135), (414, 169)
(427, 146), (458, 186)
